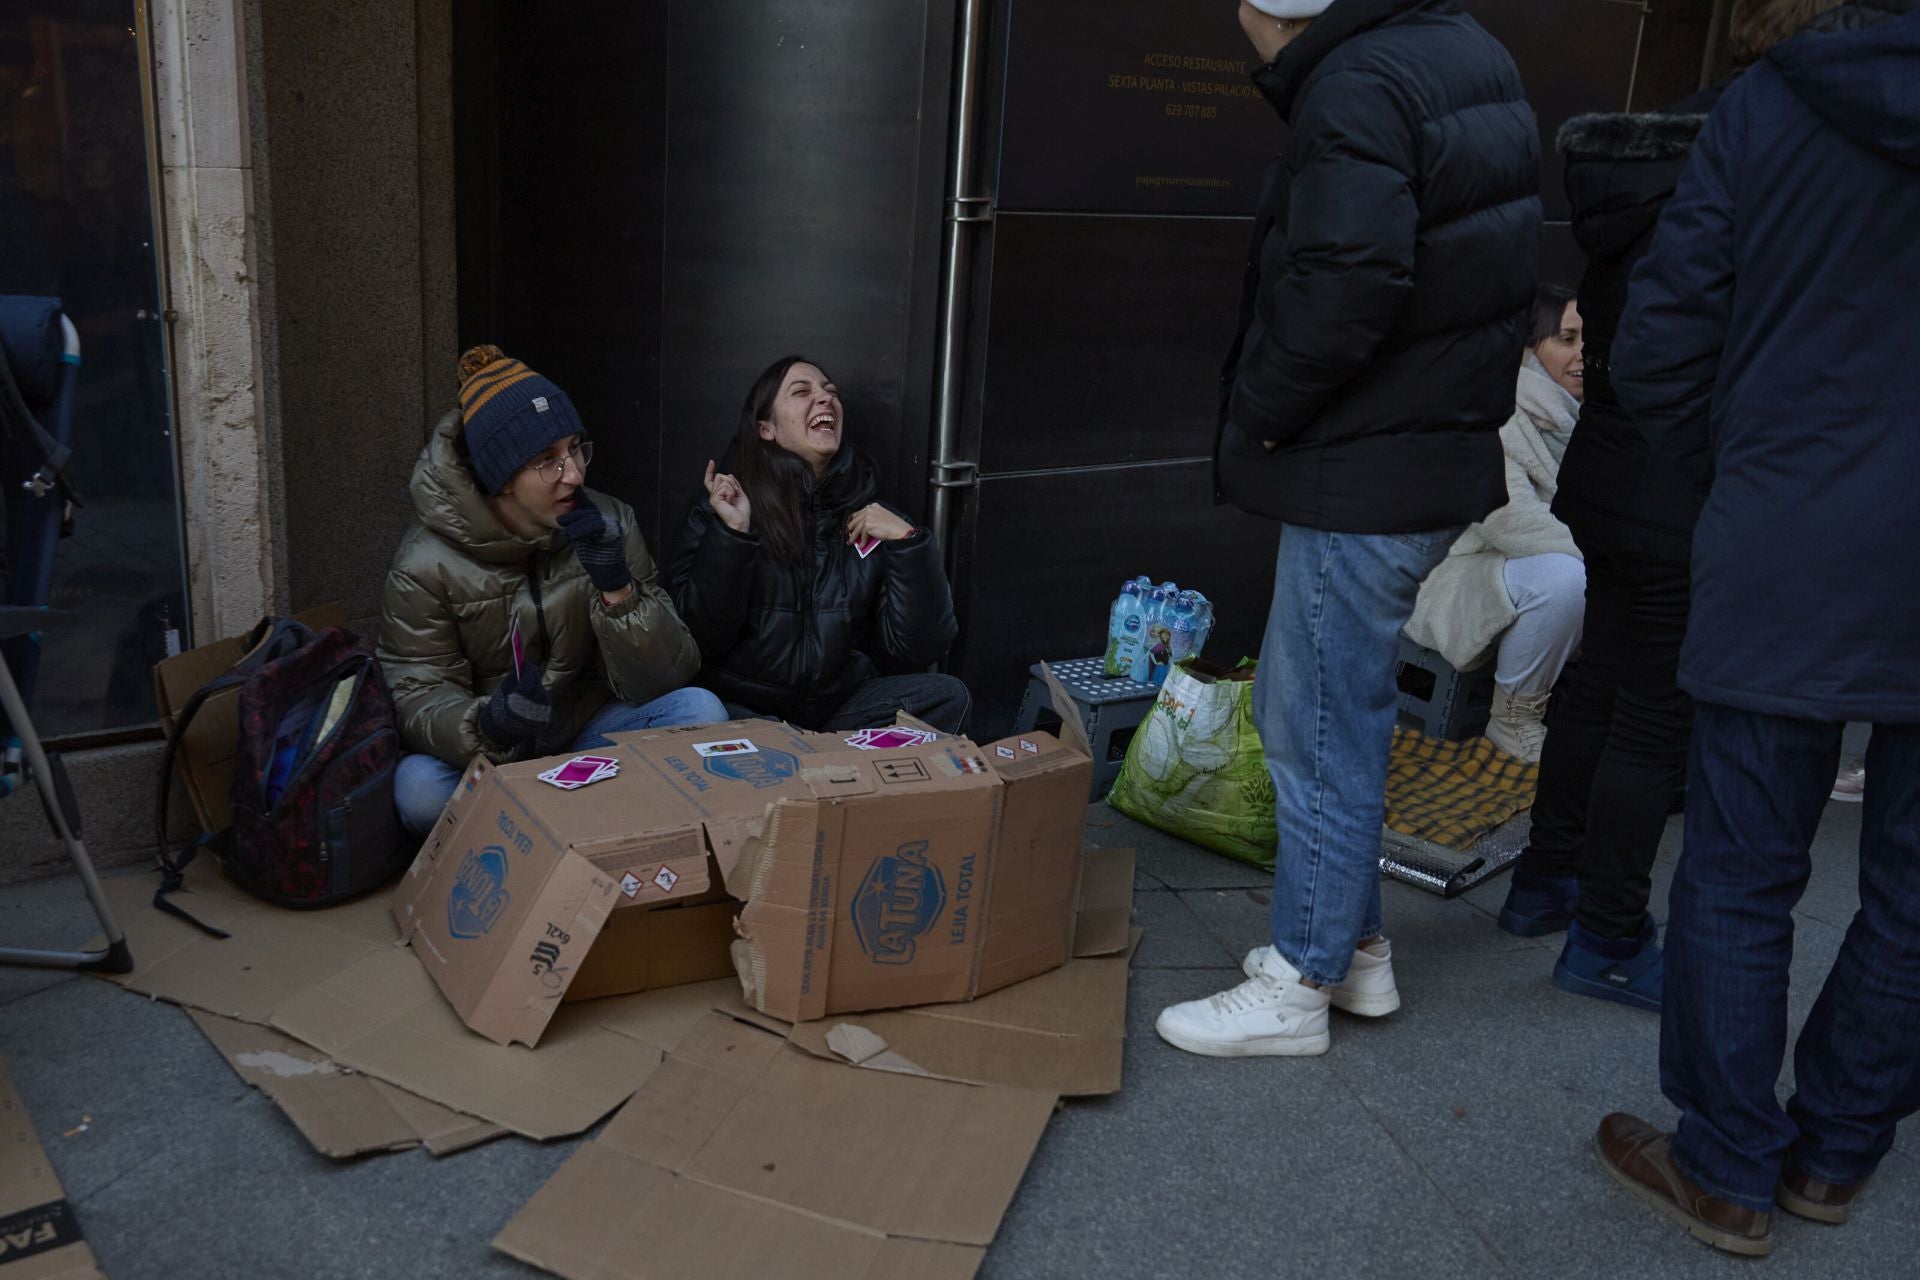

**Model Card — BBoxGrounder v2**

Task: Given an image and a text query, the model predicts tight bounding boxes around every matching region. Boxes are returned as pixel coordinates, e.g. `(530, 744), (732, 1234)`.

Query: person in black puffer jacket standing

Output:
(1156, 0), (1540, 1061)
(669, 355), (967, 734)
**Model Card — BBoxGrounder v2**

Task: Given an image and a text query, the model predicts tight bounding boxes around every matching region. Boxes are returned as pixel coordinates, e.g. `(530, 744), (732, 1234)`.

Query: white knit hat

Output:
(1244, 0), (1334, 17)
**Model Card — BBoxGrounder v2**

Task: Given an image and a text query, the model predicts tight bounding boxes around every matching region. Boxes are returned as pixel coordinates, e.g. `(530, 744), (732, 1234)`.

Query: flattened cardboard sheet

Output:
(494, 1013), (1056, 1280)
(95, 866), (734, 1141)
(0, 1059), (104, 1280)
(187, 1010), (505, 1159)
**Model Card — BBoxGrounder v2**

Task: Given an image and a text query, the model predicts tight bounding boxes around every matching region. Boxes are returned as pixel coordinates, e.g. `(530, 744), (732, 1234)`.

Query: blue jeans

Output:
(1664, 702), (1920, 1209)
(393, 686), (728, 835)
(1257, 524), (1461, 985)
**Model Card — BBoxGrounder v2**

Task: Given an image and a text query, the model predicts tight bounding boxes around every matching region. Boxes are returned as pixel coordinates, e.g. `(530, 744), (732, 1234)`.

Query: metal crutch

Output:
(0, 606), (133, 972)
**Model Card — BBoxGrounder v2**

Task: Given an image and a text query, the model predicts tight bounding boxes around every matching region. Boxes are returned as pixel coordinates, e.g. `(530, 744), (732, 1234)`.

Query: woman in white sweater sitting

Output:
(1405, 285), (1585, 761)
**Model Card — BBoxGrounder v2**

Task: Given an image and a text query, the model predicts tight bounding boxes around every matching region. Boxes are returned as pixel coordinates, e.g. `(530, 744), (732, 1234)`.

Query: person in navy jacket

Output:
(1591, 1), (1920, 1255)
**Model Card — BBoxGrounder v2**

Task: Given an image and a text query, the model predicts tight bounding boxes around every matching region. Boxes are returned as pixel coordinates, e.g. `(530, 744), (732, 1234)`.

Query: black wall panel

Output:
(996, 0), (1277, 214)
(487, 6), (670, 536)
(973, 214), (1249, 473)
(1471, 0), (1647, 220)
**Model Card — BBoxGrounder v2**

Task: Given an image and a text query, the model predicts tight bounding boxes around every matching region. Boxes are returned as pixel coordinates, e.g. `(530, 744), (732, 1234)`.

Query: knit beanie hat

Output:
(455, 344), (586, 494)
(1245, 0), (1334, 17)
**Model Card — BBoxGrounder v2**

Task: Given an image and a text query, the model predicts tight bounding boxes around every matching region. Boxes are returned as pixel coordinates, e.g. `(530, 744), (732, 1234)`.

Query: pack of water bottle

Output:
(1103, 576), (1215, 686)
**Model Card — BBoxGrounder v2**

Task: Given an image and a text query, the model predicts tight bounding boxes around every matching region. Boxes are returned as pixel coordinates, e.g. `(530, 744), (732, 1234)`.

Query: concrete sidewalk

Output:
(0, 798), (1906, 1279)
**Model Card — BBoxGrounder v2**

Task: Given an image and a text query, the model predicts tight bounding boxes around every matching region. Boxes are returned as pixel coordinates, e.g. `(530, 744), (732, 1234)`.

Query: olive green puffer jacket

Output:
(376, 409), (702, 766)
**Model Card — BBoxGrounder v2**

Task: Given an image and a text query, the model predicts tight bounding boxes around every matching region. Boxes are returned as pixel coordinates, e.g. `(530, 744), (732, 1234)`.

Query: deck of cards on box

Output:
(538, 752), (620, 790)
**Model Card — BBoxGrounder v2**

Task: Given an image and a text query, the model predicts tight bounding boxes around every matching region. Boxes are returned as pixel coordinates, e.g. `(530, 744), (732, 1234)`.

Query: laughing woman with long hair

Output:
(666, 355), (968, 733)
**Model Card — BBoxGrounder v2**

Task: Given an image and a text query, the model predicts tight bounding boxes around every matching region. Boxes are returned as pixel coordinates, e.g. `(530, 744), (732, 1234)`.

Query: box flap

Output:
(493, 1013), (1056, 1280)
(974, 735), (1095, 996)
(1037, 661), (1093, 759)
(0, 1057), (105, 1280)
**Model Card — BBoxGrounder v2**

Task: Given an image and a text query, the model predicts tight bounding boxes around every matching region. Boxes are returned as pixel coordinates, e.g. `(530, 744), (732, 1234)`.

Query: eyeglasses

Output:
(527, 440), (593, 484)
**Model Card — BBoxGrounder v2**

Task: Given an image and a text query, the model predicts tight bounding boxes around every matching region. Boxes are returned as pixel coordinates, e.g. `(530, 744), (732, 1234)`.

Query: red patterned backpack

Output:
(154, 618), (407, 934)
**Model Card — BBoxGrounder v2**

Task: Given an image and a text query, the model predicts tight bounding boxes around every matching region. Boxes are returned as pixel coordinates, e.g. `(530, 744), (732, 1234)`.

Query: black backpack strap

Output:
(153, 671), (251, 939)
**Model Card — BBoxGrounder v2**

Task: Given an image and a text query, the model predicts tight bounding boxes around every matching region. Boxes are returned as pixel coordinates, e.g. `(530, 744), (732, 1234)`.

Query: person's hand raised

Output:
(846, 503), (914, 546)
(703, 460), (752, 534)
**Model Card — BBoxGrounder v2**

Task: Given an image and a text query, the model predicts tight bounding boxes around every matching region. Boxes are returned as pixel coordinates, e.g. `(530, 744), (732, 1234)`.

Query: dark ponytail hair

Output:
(732, 354), (829, 564)
(1527, 284), (1578, 350)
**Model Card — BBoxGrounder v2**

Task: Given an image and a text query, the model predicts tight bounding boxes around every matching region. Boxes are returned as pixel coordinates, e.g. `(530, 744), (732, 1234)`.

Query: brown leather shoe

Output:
(1777, 1158), (1871, 1224)
(1595, 1113), (1774, 1257)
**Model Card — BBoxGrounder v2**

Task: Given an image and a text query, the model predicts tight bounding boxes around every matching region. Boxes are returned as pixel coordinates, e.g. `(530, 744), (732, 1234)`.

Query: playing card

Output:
(845, 726), (937, 750)
(853, 535), (880, 559)
(538, 755), (620, 789)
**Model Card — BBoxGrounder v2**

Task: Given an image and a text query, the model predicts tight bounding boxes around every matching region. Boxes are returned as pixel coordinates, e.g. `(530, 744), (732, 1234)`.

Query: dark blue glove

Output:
(478, 663), (551, 747)
(558, 499), (633, 594)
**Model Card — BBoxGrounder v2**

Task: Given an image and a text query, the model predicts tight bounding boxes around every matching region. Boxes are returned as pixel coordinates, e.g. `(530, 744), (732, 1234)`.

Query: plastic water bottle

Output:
(1131, 587), (1173, 684)
(1189, 591), (1215, 655)
(1103, 581), (1145, 677)
(1168, 594), (1200, 666)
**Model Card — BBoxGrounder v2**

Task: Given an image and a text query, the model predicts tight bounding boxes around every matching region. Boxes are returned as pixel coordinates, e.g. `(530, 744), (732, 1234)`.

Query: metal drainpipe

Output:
(928, 0), (991, 557)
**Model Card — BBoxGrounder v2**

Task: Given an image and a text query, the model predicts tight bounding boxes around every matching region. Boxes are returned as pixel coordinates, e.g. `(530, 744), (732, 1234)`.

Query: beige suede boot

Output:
(1485, 686), (1550, 762)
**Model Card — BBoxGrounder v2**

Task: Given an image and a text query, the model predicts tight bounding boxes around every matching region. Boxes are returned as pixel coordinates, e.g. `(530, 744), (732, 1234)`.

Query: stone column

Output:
(148, 0), (280, 642)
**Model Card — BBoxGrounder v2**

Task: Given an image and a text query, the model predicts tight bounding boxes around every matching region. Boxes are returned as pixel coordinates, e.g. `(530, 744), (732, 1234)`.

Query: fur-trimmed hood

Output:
(1559, 87), (1725, 263)
(1557, 111), (1706, 161)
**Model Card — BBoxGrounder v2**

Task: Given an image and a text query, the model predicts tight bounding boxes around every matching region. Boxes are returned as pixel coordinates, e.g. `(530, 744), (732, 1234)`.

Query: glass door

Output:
(0, 0), (188, 739)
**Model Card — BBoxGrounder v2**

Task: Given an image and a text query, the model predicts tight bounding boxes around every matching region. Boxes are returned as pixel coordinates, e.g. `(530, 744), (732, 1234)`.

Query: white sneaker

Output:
(1243, 939), (1402, 1018)
(1155, 948), (1331, 1058)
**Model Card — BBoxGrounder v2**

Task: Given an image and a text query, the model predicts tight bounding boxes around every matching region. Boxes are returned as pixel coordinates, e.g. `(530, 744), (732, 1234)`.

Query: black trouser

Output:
(1521, 535), (1693, 938)
(724, 673), (973, 736)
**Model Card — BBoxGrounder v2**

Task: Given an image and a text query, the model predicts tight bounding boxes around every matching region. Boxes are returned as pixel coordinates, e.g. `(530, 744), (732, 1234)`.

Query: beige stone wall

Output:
(151, 0), (277, 642)
(147, 0), (455, 641)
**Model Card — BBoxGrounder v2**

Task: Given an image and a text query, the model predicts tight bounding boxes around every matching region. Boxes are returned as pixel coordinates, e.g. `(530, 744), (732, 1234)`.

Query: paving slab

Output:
(1127, 889), (1239, 971)
(985, 968), (1511, 1280)
(0, 871), (94, 1007)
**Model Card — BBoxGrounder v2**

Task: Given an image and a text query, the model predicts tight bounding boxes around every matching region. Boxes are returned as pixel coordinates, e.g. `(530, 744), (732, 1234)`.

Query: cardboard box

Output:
(769, 846), (1137, 1097)
(391, 748), (741, 1047)
(0, 1058), (103, 1280)
(393, 718), (1093, 1041)
(624, 718), (1094, 1023)
(153, 602), (349, 833)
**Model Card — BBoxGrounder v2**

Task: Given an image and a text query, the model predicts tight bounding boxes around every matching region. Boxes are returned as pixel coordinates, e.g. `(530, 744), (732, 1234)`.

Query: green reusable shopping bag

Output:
(1107, 658), (1276, 870)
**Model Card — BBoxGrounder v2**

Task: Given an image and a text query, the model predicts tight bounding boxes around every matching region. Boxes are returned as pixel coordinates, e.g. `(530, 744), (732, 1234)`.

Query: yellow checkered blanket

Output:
(1384, 726), (1538, 850)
